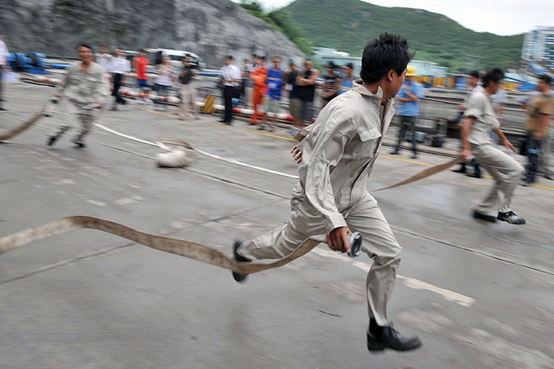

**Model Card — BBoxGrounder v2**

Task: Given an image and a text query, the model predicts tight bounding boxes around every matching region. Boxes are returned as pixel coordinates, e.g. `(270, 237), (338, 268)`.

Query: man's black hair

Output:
(482, 67), (505, 88)
(468, 70), (480, 79)
(360, 33), (414, 84)
(252, 53), (257, 58)
(538, 74), (553, 85)
(259, 56), (266, 61)
(346, 62), (354, 70)
(77, 43), (93, 52)
(226, 55), (233, 60)
(139, 48), (146, 53)
(185, 53), (190, 57)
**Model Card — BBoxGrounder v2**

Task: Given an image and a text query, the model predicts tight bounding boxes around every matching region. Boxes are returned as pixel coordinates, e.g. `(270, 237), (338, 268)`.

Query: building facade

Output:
(522, 26), (554, 69)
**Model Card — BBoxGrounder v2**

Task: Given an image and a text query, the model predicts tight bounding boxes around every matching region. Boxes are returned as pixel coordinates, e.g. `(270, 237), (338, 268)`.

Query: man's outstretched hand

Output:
(326, 226), (352, 254)
(291, 144), (303, 164)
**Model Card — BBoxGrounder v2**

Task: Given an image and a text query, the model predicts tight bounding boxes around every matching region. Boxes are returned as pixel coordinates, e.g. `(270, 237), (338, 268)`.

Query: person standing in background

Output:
(0, 35), (11, 111)
(321, 62), (342, 107)
(258, 56), (284, 132)
(133, 49), (152, 105)
(241, 58), (254, 108)
(521, 74), (554, 186)
(453, 70), (483, 177)
(339, 62), (357, 95)
(178, 55), (199, 120)
(390, 65), (424, 159)
(286, 60), (302, 134)
(250, 56), (268, 125)
(520, 89), (553, 181)
(95, 46), (112, 79)
(220, 56), (241, 125)
(153, 56), (175, 111)
(108, 48), (130, 111)
(296, 59), (319, 125)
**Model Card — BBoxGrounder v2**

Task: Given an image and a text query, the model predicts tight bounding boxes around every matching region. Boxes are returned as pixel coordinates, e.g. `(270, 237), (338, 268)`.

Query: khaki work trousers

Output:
(471, 143), (524, 214)
(179, 83), (198, 117)
(238, 189), (402, 326)
(52, 99), (96, 142)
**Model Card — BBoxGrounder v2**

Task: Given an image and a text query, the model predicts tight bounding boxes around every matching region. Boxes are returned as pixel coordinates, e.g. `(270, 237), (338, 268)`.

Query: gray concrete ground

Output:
(1, 82), (554, 369)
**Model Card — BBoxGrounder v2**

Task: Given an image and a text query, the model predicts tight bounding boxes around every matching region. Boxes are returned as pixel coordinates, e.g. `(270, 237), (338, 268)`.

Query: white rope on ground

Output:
(94, 123), (300, 179)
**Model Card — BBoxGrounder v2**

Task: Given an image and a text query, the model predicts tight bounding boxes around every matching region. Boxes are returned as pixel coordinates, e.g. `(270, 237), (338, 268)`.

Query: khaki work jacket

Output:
(463, 90), (499, 146)
(297, 81), (395, 231)
(60, 62), (110, 105)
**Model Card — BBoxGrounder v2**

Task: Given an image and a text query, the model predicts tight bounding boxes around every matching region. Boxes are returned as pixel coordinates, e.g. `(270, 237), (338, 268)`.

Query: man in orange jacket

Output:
(250, 56), (268, 124)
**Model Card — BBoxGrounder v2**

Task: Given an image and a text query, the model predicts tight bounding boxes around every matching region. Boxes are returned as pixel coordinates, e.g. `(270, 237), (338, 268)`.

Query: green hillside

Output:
(285, 0), (524, 72)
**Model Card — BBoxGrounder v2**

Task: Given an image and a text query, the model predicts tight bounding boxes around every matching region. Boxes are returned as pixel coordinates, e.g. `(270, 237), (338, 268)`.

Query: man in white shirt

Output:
(95, 46), (112, 78)
(0, 35), (11, 111)
(108, 48), (131, 111)
(220, 56), (241, 125)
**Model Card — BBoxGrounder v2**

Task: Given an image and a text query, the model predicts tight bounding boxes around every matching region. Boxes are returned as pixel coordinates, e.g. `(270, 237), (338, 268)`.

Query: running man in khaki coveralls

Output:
(48, 43), (109, 148)
(461, 68), (526, 225)
(232, 34), (422, 353)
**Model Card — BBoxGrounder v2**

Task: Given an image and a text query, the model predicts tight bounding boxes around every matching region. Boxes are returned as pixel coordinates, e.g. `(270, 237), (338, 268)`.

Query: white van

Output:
(145, 48), (206, 69)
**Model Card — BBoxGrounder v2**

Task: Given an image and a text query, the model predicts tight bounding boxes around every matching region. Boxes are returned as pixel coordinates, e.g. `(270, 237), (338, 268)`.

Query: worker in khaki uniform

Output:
(232, 34), (422, 353)
(48, 43), (109, 148)
(461, 68), (526, 225)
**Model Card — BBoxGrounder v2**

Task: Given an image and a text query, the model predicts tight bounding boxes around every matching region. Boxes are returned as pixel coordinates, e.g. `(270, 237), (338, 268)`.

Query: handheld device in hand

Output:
(347, 231), (362, 258)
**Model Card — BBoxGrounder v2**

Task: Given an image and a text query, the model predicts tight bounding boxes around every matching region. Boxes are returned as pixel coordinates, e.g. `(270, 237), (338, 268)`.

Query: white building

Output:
(522, 26), (554, 68)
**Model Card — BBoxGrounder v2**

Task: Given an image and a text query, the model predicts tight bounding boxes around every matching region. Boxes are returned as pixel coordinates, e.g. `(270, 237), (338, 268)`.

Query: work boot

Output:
(390, 150), (399, 155)
(232, 239), (249, 283)
(497, 211), (526, 225)
(453, 166), (466, 174)
(411, 152), (417, 159)
(367, 325), (422, 353)
(472, 210), (496, 223)
(466, 173), (482, 179)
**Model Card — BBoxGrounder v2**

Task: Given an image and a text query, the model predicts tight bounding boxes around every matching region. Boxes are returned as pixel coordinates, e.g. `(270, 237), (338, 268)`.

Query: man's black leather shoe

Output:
(367, 326), (422, 353)
(232, 239), (249, 283)
(466, 173), (482, 178)
(453, 167), (466, 173)
(473, 210), (496, 222)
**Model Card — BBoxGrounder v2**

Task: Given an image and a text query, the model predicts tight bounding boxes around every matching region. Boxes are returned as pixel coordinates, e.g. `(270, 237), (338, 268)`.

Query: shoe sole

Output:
(497, 217), (526, 225)
(367, 340), (422, 353)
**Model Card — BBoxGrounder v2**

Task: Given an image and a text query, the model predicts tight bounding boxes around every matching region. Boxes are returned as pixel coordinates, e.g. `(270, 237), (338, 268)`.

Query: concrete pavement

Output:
(1, 82), (554, 368)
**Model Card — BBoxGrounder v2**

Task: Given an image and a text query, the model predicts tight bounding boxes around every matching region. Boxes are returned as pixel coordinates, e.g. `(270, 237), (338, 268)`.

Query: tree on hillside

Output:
(239, 0), (312, 56)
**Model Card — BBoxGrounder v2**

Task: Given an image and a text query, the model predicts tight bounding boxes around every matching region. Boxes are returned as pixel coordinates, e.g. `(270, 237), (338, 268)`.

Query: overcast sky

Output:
(232, 0), (554, 36)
